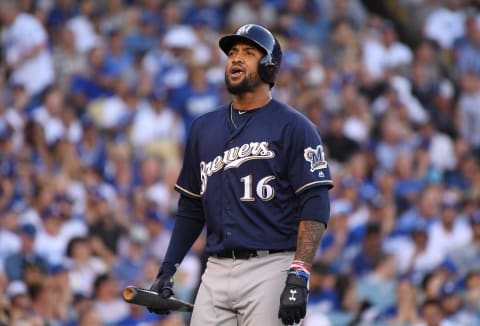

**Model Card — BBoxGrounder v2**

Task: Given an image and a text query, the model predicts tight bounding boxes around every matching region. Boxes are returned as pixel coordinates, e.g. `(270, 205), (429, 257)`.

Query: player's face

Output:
(224, 42), (263, 94)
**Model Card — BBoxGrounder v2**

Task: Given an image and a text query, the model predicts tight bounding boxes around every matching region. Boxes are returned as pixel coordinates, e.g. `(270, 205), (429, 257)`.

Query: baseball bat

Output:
(122, 286), (194, 312)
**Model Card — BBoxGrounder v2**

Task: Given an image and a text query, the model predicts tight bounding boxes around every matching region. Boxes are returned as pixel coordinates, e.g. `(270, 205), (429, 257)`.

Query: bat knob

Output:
(123, 286), (137, 301)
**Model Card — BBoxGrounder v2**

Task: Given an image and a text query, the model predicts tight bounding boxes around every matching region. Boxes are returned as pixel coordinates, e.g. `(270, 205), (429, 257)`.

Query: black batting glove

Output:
(148, 262), (177, 314)
(278, 270), (309, 325)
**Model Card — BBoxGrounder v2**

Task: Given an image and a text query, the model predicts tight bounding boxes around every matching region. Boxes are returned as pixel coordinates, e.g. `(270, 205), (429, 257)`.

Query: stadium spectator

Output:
(92, 273), (130, 324)
(423, 0), (466, 50)
(451, 212), (480, 277)
(323, 111), (360, 163)
(454, 13), (480, 76)
(130, 87), (185, 158)
(355, 252), (398, 313)
(415, 117), (457, 174)
(4, 280), (36, 325)
(428, 194), (473, 260)
(65, 236), (107, 297)
(182, 0), (224, 31)
(86, 188), (126, 259)
(350, 222), (385, 277)
(0, 211), (21, 269)
(306, 261), (341, 316)
(318, 199), (354, 270)
(377, 277), (421, 325)
(389, 221), (444, 284)
(52, 28), (87, 93)
(170, 62), (222, 135)
(105, 29), (134, 78)
(69, 44), (116, 110)
(419, 298), (455, 326)
(225, 0), (276, 30)
(0, 1), (55, 102)
(144, 209), (171, 262)
(362, 19), (413, 81)
(112, 226), (149, 289)
(65, 0), (99, 55)
(4, 223), (49, 282)
(457, 71), (480, 155)
(463, 270), (480, 319)
(438, 280), (476, 325)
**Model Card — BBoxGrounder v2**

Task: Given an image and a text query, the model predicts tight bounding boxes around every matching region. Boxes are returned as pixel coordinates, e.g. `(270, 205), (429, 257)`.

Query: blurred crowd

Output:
(0, 0), (480, 325)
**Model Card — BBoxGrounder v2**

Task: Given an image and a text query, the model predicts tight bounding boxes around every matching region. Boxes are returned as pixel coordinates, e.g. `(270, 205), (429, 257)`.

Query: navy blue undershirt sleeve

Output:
(299, 186), (330, 226)
(163, 195), (205, 267)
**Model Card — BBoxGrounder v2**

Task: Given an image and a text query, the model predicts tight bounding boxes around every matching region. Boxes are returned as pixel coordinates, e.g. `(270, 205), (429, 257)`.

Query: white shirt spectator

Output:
(94, 299), (130, 324)
(64, 119), (83, 143)
(34, 234), (67, 266)
(130, 102), (185, 148)
(362, 37), (413, 80)
(61, 219), (88, 241)
(66, 15), (99, 54)
(428, 220), (473, 258)
(34, 224), (73, 266)
(18, 208), (42, 232)
(0, 229), (21, 265)
(343, 115), (369, 144)
(33, 106), (65, 146)
(386, 236), (444, 277)
(1, 107), (24, 150)
(372, 76), (429, 125)
(1, 13), (54, 95)
(389, 75), (429, 124)
(423, 6), (465, 49)
(145, 182), (171, 215)
(67, 256), (107, 296)
(94, 96), (130, 130)
(428, 132), (457, 171)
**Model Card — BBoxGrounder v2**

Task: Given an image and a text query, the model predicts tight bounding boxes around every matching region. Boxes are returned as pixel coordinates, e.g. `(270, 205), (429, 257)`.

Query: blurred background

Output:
(0, 0), (480, 325)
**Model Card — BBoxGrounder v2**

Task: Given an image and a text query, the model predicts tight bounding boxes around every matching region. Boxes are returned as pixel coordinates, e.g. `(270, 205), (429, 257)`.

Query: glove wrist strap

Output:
(288, 268), (310, 280)
(289, 259), (311, 279)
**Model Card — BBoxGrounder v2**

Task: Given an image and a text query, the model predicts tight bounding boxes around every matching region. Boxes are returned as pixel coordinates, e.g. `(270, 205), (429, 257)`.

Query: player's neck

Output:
(231, 91), (272, 111)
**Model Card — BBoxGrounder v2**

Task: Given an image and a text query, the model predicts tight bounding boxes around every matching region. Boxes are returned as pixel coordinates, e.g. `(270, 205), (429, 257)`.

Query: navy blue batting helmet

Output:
(219, 24), (282, 87)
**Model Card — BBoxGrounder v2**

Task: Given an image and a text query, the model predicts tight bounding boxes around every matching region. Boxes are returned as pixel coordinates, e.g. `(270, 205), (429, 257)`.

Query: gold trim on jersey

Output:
(174, 184), (202, 198)
(295, 180), (333, 194)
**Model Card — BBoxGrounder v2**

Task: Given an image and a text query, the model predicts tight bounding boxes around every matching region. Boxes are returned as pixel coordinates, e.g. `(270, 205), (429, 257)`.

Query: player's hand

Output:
(148, 263), (177, 314)
(278, 271), (309, 325)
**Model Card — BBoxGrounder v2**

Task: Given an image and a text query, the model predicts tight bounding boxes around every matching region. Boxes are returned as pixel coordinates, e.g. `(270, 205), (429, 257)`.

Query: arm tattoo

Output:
(295, 220), (326, 265)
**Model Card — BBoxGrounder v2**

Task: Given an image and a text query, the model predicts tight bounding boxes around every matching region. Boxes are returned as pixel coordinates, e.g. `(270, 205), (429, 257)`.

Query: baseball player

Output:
(149, 24), (333, 325)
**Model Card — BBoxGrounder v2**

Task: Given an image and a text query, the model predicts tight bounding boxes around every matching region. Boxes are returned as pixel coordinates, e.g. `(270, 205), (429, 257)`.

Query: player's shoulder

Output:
(269, 99), (316, 128)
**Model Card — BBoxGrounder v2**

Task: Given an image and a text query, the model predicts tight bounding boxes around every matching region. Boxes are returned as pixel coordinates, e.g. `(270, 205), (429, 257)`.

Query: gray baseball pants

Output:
(190, 251), (296, 326)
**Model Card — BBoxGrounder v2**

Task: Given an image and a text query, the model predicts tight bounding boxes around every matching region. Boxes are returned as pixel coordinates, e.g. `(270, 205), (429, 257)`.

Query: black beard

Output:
(225, 73), (262, 95)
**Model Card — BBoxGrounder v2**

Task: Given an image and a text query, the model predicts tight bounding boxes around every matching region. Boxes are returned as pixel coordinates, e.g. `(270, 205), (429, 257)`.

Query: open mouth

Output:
(230, 66), (245, 78)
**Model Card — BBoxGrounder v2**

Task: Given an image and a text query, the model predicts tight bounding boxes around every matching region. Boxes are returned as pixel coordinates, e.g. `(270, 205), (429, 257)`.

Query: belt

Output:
(211, 249), (291, 259)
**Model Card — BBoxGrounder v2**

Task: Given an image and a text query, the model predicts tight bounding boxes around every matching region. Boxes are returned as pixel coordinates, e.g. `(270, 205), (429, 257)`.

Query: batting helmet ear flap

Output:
(258, 53), (278, 87)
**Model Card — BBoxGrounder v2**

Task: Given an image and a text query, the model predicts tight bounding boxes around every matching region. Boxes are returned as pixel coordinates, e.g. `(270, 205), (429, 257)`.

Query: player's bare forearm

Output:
(294, 220), (326, 265)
